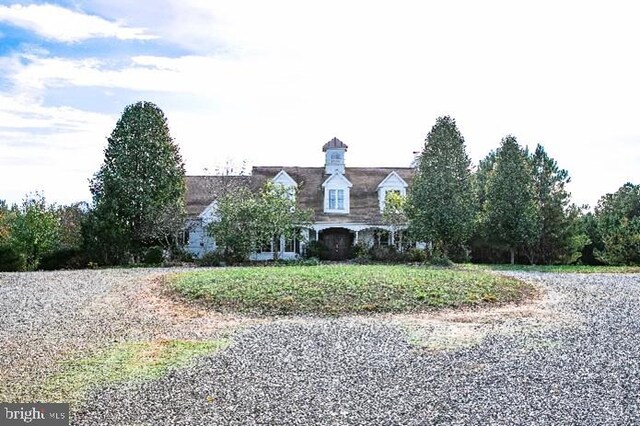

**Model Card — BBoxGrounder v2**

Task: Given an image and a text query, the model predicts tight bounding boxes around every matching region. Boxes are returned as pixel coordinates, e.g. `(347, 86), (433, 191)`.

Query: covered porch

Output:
(308, 223), (408, 260)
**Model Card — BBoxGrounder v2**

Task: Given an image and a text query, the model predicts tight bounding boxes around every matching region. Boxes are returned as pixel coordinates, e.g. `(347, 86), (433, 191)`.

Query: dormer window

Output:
(377, 171), (409, 212)
(322, 173), (352, 214)
(272, 170), (298, 201)
(328, 189), (345, 210)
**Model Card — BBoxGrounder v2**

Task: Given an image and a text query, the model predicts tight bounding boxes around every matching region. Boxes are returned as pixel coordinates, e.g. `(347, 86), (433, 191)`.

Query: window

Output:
(377, 172), (409, 212)
(323, 174), (351, 213)
(328, 189), (345, 210)
(379, 188), (406, 212)
(385, 189), (401, 201)
(284, 236), (300, 253)
(330, 152), (342, 164)
(374, 229), (391, 246)
(257, 240), (273, 253)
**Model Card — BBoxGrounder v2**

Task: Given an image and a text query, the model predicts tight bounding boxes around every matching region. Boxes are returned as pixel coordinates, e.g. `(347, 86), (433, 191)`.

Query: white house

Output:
(185, 138), (413, 260)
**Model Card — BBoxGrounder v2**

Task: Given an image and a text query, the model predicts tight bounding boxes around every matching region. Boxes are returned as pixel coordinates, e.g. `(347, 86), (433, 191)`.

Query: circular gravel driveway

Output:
(74, 272), (640, 425)
(3, 270), (640, 424)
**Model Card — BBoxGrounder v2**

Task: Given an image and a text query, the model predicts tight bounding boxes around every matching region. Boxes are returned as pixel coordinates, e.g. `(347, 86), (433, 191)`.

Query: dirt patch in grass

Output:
(391, 284), (582, 351)
(131, 274), (270, 340)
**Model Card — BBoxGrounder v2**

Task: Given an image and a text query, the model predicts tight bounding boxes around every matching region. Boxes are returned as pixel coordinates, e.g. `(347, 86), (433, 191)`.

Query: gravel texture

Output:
(71, 272), (640, 425)
(0, 269), (158, 400)
(4, 271), (640, 424)
(0, 268), (248, 402)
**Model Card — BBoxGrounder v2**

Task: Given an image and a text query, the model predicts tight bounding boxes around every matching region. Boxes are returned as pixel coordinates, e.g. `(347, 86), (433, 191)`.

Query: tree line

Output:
(408, 116), (639, 265)
(0, 101), (187, 271)
(1, 105), (638, 271)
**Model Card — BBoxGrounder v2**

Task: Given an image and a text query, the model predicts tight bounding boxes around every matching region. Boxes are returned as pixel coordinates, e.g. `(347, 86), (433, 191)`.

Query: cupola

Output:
(322, 137), (348, 174)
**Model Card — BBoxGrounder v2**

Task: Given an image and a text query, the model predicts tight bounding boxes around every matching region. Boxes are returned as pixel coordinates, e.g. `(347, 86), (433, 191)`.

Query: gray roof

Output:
(185, 175), (251, 216)
(186, 167), (413, 225)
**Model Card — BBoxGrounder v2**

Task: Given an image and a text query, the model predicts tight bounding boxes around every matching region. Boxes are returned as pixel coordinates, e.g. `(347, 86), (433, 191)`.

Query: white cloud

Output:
(0, 3), (156, 42)
(0, 93), (111, 131)
(0, 94), (114, 204)
(1, 0), (640, 207)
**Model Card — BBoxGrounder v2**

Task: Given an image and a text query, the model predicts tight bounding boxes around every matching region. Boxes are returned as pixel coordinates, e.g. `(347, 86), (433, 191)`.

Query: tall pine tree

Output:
(408, 116), (473, 256)
(529, 144), (573, 264)
(88, 101), (185, 264)
(482, 135), (538, 264)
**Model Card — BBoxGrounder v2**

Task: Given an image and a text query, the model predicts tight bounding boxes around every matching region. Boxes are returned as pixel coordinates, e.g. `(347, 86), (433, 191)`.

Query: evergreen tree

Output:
(88, 101), (185, 264)
(469, 151), (501, 263)
(473, 151), (496, 214)
(594, 182), (640, 265)
(482, 135), (538, 264)
(528, 144), (574, 263)
(408, 116), (474, 256)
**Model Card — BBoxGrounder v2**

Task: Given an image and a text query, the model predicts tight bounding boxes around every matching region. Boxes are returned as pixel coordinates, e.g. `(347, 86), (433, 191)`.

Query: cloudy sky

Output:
(0, 1), (638, 208)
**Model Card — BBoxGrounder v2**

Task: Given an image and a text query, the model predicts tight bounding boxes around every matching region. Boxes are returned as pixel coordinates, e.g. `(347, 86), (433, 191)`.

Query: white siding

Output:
(186, 220), (217, 258)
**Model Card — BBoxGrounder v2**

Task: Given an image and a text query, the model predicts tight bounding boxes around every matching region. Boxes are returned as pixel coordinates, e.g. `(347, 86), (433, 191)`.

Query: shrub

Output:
(39, 248), (88, 270)
(430, 250), (454, 267)
(406, 247), (427, 263)
(269, 259), (298, 267)
(351, 242), (370, 259)
(369, 246), (402, 262)
(299, 257), (321, 266)
(143, 246), (165, 265)
(305, 240), (329, 260)
(275, 257), (321, 266)
(0, 245), (26, 272)
(171, 247), (194, 263)
(447, 244), (471, 263)
(198, 251), (223, 267)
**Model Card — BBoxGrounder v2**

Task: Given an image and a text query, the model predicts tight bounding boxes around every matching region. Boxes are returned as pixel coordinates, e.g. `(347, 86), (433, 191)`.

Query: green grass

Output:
(466, 264), (640, 274)
(41, 339), (228, 403)
(169, 264), (534, 315)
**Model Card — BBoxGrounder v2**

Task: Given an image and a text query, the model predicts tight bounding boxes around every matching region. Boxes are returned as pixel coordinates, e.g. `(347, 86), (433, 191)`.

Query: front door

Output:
(320, 228), (353, 260)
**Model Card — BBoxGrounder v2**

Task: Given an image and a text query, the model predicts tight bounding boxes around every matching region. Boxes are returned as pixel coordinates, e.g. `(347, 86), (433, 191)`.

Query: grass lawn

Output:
(169, 264), (535, 315)
(467, 264), (640, 274)
(41, 339), (228, 404)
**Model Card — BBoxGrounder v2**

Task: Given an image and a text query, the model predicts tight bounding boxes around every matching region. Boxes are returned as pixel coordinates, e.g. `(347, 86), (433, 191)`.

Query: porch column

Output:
(300, 228), (309, 255)
(354, 230), (359, 245)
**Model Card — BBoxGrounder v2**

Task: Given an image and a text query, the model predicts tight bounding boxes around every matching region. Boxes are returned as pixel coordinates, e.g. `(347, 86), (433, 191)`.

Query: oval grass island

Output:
(168, 264), (536, 315)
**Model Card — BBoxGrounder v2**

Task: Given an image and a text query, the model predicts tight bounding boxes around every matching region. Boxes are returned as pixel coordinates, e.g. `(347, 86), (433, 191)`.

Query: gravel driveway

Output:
(3, 271), (640, 425)
(0, 268), (255, 403)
